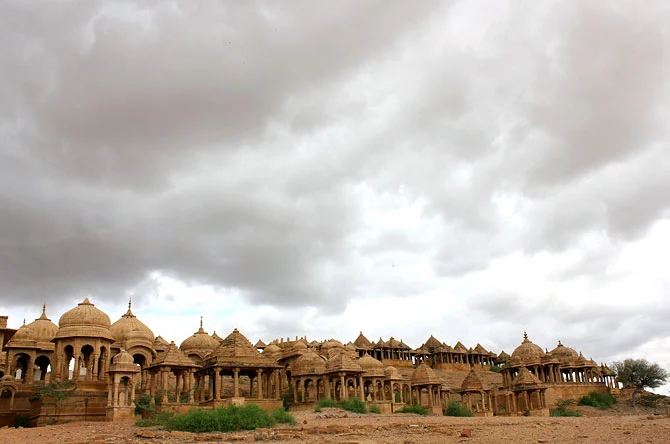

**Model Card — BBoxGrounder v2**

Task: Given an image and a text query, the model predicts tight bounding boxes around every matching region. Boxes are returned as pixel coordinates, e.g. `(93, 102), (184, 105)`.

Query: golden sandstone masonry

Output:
(0, 299), (617, 426)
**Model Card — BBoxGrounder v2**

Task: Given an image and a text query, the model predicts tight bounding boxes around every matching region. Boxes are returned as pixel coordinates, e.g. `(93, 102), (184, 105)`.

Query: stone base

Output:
(106, 406), (135, 421)
(368, 401), (393, 414)
(428, 406), (443, 416)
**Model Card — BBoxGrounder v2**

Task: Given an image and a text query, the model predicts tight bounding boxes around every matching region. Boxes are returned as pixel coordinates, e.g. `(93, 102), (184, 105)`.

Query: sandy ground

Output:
(1, 409), (669, 444)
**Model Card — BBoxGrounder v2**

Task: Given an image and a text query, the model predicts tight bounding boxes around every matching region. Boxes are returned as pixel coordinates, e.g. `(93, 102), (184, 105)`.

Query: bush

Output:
(578, 392), (617, 409)
(550, 399), (581, 417)
(316, 398), (340, 409)
(368, 404), (381, 414)
(340, 397), (368, 414)
(445, 401), (473, 417)
(490, 365), (502, 373)
(550, 408), (581, 417)
(270, 408), (296, 425)
(398, 403), (428, 415)
(136, 405), (289, 433)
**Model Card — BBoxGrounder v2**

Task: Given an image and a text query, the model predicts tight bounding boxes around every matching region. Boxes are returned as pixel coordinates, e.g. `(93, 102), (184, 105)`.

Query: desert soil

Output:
(1, 409), (669, 444)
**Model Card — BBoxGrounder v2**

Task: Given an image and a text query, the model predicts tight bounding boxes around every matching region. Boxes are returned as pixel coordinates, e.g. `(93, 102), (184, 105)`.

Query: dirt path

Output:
(1, 411), (669, 444)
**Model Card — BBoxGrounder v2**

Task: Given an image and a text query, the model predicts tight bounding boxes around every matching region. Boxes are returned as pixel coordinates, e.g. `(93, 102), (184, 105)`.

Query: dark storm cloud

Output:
(0, 0), (669, 368)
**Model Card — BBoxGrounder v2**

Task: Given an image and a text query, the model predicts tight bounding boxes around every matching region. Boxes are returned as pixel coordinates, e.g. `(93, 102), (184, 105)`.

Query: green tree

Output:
(612, 359), (669, 408)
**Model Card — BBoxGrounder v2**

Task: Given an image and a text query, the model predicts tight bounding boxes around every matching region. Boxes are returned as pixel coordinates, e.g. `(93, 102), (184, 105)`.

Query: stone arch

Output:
(12, 353), (30, 383)
(0, 386), (17, 410)
(79, 344), (95, 380)
(63, 344), (75, 380)
(34, 355), (51, 382)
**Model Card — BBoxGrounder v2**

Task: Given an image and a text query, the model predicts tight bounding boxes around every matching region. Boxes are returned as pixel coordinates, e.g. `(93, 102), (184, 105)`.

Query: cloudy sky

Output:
(1, 1), (669, 392)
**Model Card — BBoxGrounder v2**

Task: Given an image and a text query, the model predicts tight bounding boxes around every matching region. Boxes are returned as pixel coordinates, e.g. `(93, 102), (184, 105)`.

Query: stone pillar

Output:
(340, 373), (347, 399)
(359, 375), (364, 401)
(149, 372), (156, 405)
(233, 368), (240, 398)
(324, 376), (331, 399)
(218, 371), (224, 400)
(161, 370), (168, 404)
(113, 376), (120, 407)
(257, 369), (263, 399)
(189, 371), (195, 403)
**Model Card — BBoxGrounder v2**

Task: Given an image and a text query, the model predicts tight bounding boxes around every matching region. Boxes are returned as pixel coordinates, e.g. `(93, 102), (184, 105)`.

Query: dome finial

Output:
(23, 318), (26, 325)
(37, 304), (50, 321)
(557, 340), (562, 346)
(200, 316), (203, 329)
(124, 298), (135, 317)
(523, 331), (528, 341)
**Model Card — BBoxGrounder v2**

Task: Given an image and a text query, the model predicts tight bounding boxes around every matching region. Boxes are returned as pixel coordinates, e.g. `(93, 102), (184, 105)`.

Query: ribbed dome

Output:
(7, 323), (36, 347)
(358, 355), (384, 370)
(28, 305), (58, 344)
(322, 339), (344, 350)
(293, 341), (307, 351)
(112, 349), (135, 365)
(180, 321), (219, 355)
(384, 366), (402, 379)
(55, 298), (114, 340)
(549, 341), (579, 363)
(263, 343), (281, 355)
(511, 332), (545, 362)
(110, 301), (154, 348)
(292, 350), (326, 376)
(358, 355), (384, 377)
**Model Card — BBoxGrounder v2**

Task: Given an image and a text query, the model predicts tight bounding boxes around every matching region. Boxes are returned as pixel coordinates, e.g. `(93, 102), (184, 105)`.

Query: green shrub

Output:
(445, 401), (473, 417)
(550, 408), (581, 417)
(550, 399), (581, 417)
(340, 397), (368, 414)
(578, 392), (617, 409)
(398, 403), (428, 415)
(172, 405), (273, 432)
(167, 408), (221, 433)
(316, 398), (340, 409)
(270, 408), (296, 425)
(368, 404), (381, 414)
(490, 365), (502, 373)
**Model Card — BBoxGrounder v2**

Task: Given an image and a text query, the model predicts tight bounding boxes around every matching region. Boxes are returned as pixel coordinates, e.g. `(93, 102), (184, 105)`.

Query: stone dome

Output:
(7, 323), (36, 347)
(358, 355), (384, 377)
(263, 343), (281, 355)
(110, 301), (154, 348)
(180, 321), (221, 356)
(28, 305), (58, 344)
(55, 298), (114, 340)
(548, 341), (579, 363)
(384, 366), (402, 379)
(511, 332), (545, 363)
(293, 341), (307, 351)
(358, 355), (384, 370)
(112, 349), (135, 365)
(292, 350), (326, 376)
(322, 339), (344, 351)
(110, 349), (141, 373)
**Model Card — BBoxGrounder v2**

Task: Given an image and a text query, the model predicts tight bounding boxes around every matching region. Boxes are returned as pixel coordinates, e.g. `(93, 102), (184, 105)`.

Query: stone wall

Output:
(544, 383), (609, 408)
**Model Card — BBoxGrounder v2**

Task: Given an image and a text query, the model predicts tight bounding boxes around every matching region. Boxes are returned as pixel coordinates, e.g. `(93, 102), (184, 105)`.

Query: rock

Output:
(538, 440), (549, 443)
(460, 428), (472, 438)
